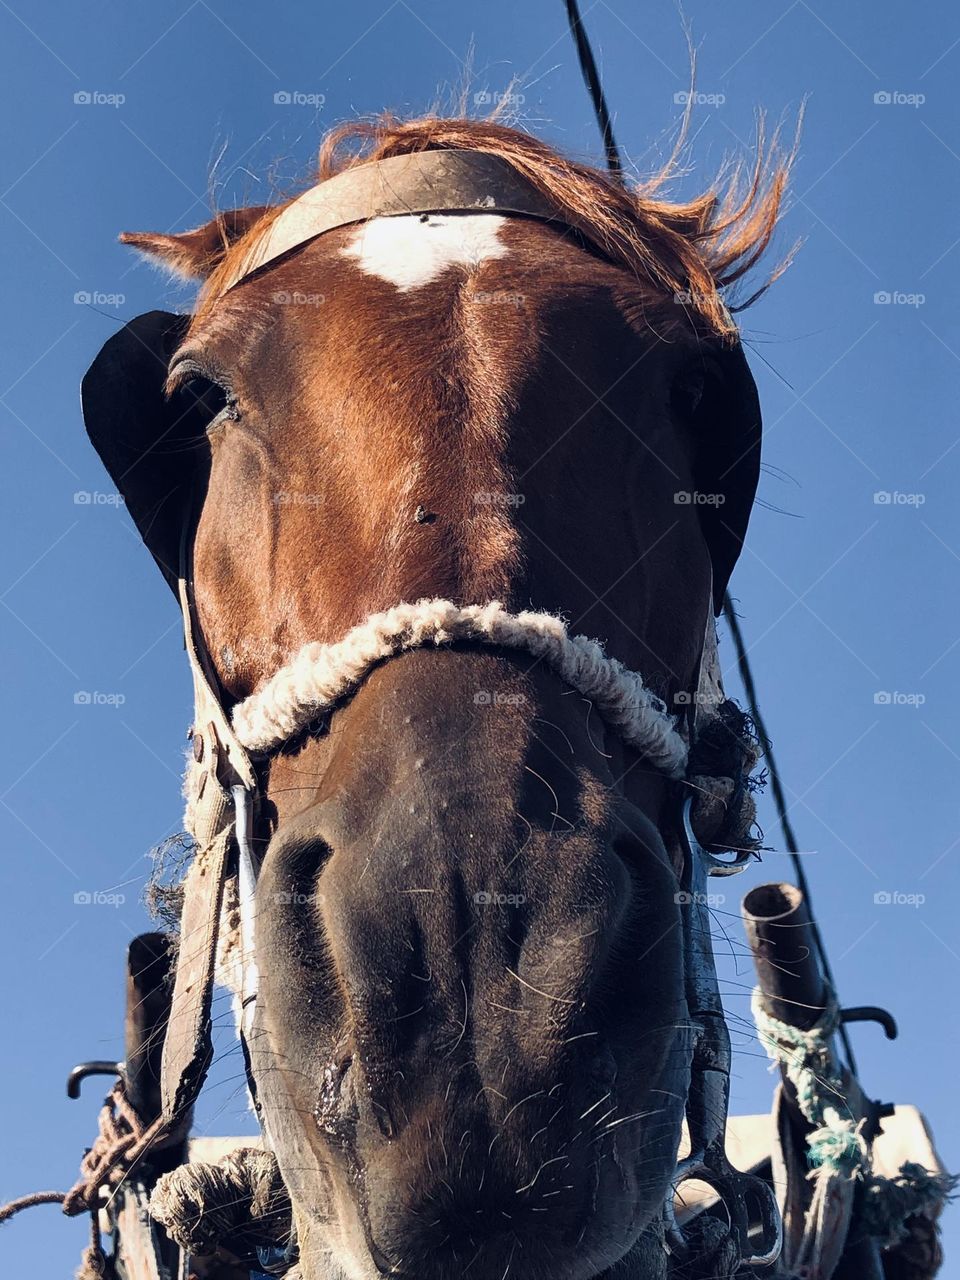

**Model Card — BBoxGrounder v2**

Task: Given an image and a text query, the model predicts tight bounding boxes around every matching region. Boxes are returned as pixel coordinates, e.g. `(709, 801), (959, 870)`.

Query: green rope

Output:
(751, 989), (844, 1124)
(752, 987), (957, 1241)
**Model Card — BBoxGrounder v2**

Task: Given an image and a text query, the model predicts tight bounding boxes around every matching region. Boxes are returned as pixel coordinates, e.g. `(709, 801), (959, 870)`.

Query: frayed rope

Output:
(229, 598), (689, 775)
(150, 1148), (292, 1261)
(752, 988), (957, 1244)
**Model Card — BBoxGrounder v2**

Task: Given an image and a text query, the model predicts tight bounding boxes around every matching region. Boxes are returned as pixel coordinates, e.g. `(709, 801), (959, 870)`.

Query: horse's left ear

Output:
(686, 339), (762, 613)
(120, 206), (270, 279)
(82, 310), (213, 594)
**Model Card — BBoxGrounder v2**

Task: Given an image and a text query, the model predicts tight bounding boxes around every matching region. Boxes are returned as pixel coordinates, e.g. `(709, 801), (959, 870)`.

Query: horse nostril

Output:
(316, 1052), (398, 1143)
(370, 1098), (396, 1139)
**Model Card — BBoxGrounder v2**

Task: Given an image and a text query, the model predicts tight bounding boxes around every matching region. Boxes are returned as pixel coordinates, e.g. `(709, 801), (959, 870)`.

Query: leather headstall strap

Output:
(685, 573), (761, 856)
(216, 149), (593, 296)
(159, 532), (257, 1126)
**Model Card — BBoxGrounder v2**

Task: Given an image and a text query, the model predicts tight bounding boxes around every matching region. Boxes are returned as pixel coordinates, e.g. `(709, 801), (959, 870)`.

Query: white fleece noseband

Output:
(188, 598), (689, 1041)
(229, 598), (689, 777)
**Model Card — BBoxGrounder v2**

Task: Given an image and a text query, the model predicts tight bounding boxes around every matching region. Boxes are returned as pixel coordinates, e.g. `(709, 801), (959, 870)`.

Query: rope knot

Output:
(806, 1110), (868, 1177)
(150, 1147), (292, 1261)
(61, 1081), (163, 1217)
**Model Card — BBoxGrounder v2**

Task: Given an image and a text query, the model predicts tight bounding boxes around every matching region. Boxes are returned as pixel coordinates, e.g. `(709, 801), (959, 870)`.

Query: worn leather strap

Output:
(159, 569), (257, 1124)
(160, 820), (230, 1122)
(178, 573), (256, 797)
(217, 149), (580, 295)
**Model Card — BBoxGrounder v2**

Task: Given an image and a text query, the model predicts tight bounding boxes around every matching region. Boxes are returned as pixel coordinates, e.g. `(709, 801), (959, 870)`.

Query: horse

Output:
(82, 116), (788, 1280)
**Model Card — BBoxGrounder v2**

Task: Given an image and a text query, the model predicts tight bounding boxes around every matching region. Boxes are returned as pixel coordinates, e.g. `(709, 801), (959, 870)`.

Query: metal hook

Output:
(66, 1060), (122, 1099)
(841, 1005), (899, 1041)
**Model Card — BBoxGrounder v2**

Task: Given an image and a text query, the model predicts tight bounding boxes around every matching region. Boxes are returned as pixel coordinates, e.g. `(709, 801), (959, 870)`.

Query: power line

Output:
(563, 0), (623, 179)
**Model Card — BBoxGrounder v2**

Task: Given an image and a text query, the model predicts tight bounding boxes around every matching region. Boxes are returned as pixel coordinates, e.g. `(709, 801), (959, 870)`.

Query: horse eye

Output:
(168, 362), (238, 429)
(671, 366), (706, 420)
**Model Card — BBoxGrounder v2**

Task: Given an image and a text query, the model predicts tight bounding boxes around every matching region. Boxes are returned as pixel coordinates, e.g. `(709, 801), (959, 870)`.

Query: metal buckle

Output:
(663, 795), (783, 1269)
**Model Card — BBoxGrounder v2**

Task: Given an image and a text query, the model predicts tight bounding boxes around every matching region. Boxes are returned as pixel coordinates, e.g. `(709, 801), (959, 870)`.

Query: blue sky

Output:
(1, 1), (957, 1272)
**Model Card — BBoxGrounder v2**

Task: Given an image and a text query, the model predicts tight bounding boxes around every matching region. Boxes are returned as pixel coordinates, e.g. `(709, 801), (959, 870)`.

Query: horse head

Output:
(82, 118), (783, 1280)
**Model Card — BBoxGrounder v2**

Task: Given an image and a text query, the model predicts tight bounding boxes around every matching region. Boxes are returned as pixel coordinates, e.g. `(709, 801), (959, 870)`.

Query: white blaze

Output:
(341, 213), (509, 291)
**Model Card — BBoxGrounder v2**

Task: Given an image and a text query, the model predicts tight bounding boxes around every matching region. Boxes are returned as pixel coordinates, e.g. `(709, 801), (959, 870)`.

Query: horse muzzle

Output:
(247, 650), (693, 1280)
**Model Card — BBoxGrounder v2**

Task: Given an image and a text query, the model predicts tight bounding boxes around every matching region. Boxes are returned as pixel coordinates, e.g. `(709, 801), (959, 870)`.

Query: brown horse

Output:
(83, 117), (787, 1280)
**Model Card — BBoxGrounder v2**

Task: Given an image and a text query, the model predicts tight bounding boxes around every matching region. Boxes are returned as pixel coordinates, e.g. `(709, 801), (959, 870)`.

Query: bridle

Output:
(173, 584), (783, 1270)
(156, 150), (783, 1271)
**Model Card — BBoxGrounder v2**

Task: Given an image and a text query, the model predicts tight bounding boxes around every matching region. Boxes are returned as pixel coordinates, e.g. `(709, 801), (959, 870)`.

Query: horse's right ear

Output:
(120, 206), (271, 279)
(82, 310), (210, 594)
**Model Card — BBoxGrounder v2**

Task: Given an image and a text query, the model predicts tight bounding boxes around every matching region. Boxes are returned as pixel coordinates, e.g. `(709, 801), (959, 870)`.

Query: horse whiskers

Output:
(531, 717), (576, 757)
(521, 765), (567, 835)
(577, 1091), (612, 1121)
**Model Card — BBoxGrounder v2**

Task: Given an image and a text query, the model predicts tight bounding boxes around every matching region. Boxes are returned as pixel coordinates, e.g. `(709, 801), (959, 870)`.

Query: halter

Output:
(175, 583), (697, 1051)
(158, 150), (782, 1271)
(171, 579), (781, 1269)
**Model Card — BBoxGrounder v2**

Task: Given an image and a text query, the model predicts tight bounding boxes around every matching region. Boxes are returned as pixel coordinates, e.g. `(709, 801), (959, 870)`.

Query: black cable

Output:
(723, 592), (858, 1076)
(563, 0), (624, 179)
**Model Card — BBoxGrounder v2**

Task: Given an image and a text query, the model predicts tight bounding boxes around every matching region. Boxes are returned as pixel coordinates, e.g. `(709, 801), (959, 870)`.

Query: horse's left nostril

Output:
(369, 1097), (396, 1139)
